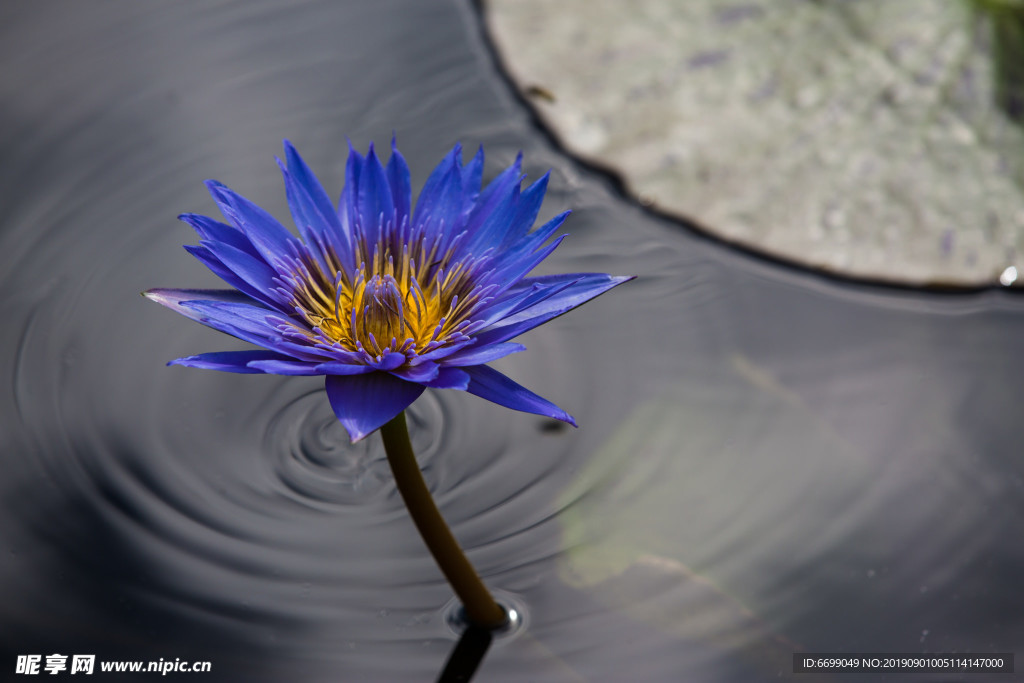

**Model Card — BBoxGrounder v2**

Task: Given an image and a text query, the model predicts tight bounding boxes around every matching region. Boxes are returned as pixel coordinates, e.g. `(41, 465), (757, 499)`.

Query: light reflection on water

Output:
(1, 1), (1023, 681)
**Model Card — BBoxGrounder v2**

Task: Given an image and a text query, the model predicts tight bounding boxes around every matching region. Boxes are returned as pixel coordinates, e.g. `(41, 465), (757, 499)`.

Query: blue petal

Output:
(205, 180), (299, 270)
(413, 145), (465, 247)
(390, 361), (440, 383)
(461, 152), (522, 242)
(277, 165), (332, 276)
(356, 143), (395, 246)
(190, 240), (286, 307)
(280, 141), (353, 271)
(274, 338), (341, 362)
(424, 367), (470, 389)
(168, 350), (293, 374)
(499, 173), (550, 248)
(459, 146), (485, 215)
(486, 232), (568, 295)
(461, 170), (550, 258)
(473, 212), (572, 299)
(386, 137), (412, 227)
(439, 342), (525, 367)
(144, 288), (257, 323)
(462, 365), (576, 426)
(365, 352), (406, 371)
(474, 273), (634, 346)
(175, 299), (324, 360)
(179, 299), (284, 331)
(474, 277), (579, 328)
(339, 142), (364, 240)
(325, 373), (425, 442)
(181, 245), (279, 310)
(179, 213), (262, 260)
(147, 286), (299, 348)
(314, 362), (376, 375)
(408, 339), (475, 364)
(458, 176), (520, 258)
(246, 359), (324, 375)
(473, 151), (522, 209)
(490, 211), (570, 282)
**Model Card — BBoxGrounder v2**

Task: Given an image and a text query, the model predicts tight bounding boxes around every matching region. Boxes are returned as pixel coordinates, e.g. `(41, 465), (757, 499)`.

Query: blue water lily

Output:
(146, 141), (631, 441)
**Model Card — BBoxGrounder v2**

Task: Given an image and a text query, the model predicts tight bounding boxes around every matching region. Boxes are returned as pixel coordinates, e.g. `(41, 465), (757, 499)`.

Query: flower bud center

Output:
(359, 274), (406, 347)
(287, 237), (484, 361)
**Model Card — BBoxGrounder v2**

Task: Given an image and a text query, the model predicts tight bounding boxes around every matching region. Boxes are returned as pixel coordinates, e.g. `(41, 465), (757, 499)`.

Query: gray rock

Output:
(485, 0), (1024, 286)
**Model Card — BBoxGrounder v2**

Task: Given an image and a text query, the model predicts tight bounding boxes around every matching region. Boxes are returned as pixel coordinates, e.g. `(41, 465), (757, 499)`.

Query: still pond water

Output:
(1, 2), (1022, 681)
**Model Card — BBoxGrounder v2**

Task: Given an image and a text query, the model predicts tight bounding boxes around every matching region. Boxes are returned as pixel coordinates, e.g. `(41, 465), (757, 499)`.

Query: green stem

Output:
(379, 412), (507, 629)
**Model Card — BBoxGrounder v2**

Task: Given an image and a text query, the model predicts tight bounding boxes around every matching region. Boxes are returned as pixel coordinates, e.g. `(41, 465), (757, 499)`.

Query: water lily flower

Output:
(146, 140), (631, 442)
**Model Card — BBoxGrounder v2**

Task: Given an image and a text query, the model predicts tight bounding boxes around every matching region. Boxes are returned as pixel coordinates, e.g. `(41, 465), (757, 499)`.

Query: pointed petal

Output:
(460, 170), (552, 259)
(487, 232), (568, 295)
(440, 342), (525, 367)
(179, 213), (262, 260)
(278, 164), (332, 276)
(492, 211), (570, 279)
(462, 365), (576, 426)
(475, 273), (634, 346)
(205, 180), (298, 269)
(500, 172), (550, 248)
(146, 288), (298, 345)
(174, 299), (323, 360)
(191, 240), (284, 305)
(458, 177), (520, 258)
(475, 151), (522, 208)
(459, 146), (485, 208)
(462, 152), (522, 240)
(414, 146), (464, 247)
(167, 350), (293, 374)
(474, 276), (579, 328)
(339, 142), (364, 240)
(144, 288), (257, 322)
(386, 137), (412, 226)
(282, 141), (342, 233)
(325, 373), (425, 442)
(180, 245), (280, 310)
(279, 142), (352, 270)
(357, 143), (395, 245)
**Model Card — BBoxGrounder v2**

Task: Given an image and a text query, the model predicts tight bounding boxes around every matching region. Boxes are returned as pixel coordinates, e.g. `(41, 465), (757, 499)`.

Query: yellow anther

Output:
(287, 237), (481, 356)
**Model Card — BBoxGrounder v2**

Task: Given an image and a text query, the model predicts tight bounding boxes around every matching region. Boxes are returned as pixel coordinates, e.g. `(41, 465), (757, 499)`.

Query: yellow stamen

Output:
(289, 237), (479, 357)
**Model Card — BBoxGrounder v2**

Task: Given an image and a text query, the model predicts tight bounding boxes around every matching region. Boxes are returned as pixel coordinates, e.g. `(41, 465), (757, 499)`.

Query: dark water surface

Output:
(2, 2), (1023, 681)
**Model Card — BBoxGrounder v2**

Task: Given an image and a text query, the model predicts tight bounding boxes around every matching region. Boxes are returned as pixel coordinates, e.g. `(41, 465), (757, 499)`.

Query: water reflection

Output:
(437, 624), (493, 683)
(2, 1), (1023, 681)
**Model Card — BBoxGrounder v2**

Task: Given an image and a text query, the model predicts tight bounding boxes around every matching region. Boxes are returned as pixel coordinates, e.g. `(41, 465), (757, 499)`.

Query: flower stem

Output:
(379, 412), (507, 629)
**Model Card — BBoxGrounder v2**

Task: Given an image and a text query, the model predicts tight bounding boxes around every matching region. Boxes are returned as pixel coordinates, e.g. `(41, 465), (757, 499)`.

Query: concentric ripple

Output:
(265, 388), (445, 509)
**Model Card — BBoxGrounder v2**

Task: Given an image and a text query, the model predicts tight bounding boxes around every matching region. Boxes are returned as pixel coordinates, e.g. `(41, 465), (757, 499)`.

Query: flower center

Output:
(357, 273), (407, 349)
(285, 236), (488, 361)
